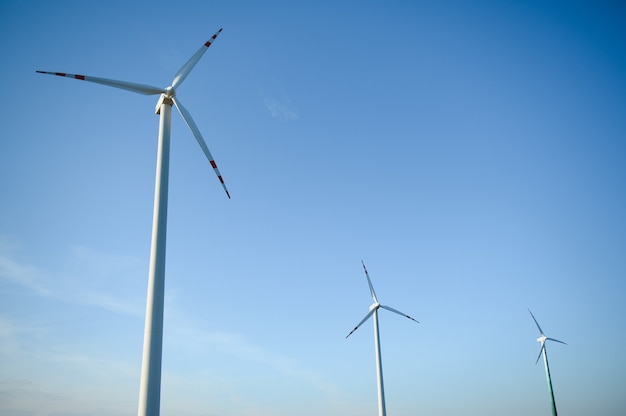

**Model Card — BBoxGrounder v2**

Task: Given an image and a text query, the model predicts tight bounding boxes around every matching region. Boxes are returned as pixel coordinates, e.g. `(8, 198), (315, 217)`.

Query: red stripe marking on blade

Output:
(75, 75), (85, 80)
(210, 161), (217, 169)
(55, 72), (66, 77)
(218, 176), (225, 184)
(204, 41), (212, 47)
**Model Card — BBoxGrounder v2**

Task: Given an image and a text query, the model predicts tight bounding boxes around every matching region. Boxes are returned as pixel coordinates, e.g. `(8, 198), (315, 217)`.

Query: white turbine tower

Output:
(529, 309), (567, 416)
(346, 261), (419, 416)
(37, 28), (228, 416)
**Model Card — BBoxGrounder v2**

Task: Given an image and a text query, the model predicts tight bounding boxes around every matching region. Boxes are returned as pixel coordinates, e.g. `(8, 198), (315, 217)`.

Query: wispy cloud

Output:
(263, 94), (300, 120)
(1, 238), (345, 415)
(164, 309), (340, 397)
(259, 77), (300, 120)
(61, 245), (145, 316)
(0, 315), (20, 355)
(0, 240), (143, 317)
(0, 243), (51, 297)
(1, 239), (322, 386)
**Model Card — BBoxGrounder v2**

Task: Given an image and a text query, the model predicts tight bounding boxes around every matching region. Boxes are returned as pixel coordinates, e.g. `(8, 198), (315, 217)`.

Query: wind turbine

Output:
(37, 28), (228, 416)
(346, 261), (419, 416)
(529, 309), (567, 416)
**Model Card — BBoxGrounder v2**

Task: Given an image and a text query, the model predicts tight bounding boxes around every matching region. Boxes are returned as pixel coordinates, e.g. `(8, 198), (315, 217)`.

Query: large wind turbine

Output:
(37, 29), (228, 416)
(529, 309), (567, 416)
(346, 261), (419, 416)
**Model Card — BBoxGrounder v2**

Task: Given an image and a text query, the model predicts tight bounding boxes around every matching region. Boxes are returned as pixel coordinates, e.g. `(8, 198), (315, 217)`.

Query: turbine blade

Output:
(346, 309), (376, 339)
(172, 28), (223, 89)
(379, 304), (419, 323)
(528, 309), (545, 336)
(361, 261), (379, 304)
(172, 96), (230, 198)
(535, 345), (544, 365)
(546, 337), (567, 345)
(35, 71), (165, 95)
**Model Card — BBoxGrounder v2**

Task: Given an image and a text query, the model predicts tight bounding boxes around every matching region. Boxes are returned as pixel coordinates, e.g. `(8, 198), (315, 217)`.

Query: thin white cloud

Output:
(79, 290), (144, 317)
(61, 245), (145, 316)
(164, 309), (340, 397)
(0, 240), (143, 317)
(0, 239), (320, 385)
(1, 239), (345, 415)
(0, 315), (19, 355)
(259, 78), (300, 120)
(264, 95), (300, 120)
(0, 244), (345, 416)
(0, 247), (50, 297)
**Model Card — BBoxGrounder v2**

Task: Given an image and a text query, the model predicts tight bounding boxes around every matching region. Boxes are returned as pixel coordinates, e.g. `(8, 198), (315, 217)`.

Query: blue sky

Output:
(1, 1), (625, 415)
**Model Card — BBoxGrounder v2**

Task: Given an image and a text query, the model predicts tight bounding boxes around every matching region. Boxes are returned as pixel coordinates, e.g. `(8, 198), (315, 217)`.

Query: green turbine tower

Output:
(529, 309), (567, 416)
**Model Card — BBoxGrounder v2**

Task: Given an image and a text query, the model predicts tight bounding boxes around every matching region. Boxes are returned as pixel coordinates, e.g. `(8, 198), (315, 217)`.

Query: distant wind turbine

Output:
(529, 309), (567, 416)
(346, 261), (419, 416)
(37, 28), (228, 416)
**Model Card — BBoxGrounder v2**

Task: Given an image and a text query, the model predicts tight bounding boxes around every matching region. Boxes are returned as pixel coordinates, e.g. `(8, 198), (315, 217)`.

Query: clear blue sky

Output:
(1, 1), (625, 415)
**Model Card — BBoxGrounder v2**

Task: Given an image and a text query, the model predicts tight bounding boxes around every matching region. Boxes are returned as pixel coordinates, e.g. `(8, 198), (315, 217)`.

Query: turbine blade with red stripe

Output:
(361, 261), (379, 304)
(171, 28), (223, 90)
(35, 71), (165, 95)
(172, 96), (230, 198)
(346, 308), (376, 339)
(379, 305), (419, 323)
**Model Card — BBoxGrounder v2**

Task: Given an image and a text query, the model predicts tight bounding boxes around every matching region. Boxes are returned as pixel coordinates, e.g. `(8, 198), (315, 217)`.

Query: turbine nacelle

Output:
(369, 302), (380, 312)
(155, 94), (174, 114)
(537, 335), (547, 344)
(156, 87), (176, 114)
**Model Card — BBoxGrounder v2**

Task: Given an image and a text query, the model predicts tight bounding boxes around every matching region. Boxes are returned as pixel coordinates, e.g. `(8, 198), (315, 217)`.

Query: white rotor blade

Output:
(535, 345), (544, 364)
(346, 308), (376, 339)
(361, 261), (379, 304)
(172, 28), (223, 89)
(36, 71), (165, 95)
(380, 304), (419, 323)
(528, 309), (545, 336)
(172, 96), (230, 198)
(546, 337), (567, 345)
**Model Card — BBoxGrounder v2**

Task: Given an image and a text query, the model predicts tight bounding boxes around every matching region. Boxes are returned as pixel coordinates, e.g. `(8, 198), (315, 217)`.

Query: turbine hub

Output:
(369, 303), (380, 311)
(537, 335), (547, 343)
(165, 85), (175, 98)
